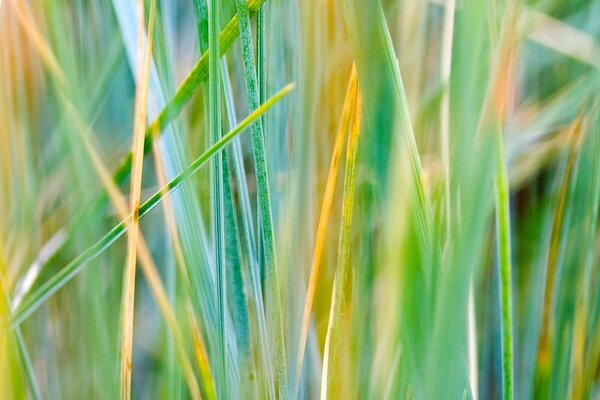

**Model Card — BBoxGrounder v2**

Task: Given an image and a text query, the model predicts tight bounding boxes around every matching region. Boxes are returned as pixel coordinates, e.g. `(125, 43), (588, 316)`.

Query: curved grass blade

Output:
(8, 84), (294, 327)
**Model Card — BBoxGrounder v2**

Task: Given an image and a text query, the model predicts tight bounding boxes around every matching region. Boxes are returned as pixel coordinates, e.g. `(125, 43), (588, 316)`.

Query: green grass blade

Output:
(494, 130), (515, 400)
(113, 0), (268, 185)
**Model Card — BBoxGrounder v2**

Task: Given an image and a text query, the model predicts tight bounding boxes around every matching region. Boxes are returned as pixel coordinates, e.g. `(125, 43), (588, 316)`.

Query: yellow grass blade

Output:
(120, 0), (155, 398)
(294, 65), (357, 396)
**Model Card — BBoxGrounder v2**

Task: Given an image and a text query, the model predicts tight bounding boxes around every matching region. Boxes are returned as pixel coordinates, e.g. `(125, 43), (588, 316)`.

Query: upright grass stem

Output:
(295, 66), (357, 397)
(207, 0), (228, 397)
(235, 0), (287, 397)
(321, 88), (362, 400)
(119, 0), (155, 397)
(494, 130), (514, 400)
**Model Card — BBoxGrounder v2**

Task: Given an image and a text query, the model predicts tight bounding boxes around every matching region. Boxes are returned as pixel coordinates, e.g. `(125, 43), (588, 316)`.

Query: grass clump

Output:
(1, 0), (600, 399)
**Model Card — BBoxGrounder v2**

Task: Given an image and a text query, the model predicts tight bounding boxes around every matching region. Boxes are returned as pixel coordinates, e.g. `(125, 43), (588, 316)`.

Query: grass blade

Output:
(295, 65), (357, 396)
(321, 86), (362, 400)
(113, 0), (269, 185)
(494, 130), (515, 400)
(234, 0), (288, 397)
(118, 0), (155, 397)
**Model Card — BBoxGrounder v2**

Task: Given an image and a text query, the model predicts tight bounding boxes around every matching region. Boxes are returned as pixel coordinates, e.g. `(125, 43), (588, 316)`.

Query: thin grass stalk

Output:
(5, 0), (67, 88)
(207, 0), (228, 396)
(189, 306), (217, 400)
(235, 0), (287, 397)
(494, 129), (514, 400)
(119, 0), (155, 397)
(321, 89), (362, 400)
(221, 59), (270, 397)
(295, 65), (357, 397)
(8, 84), (294, 327)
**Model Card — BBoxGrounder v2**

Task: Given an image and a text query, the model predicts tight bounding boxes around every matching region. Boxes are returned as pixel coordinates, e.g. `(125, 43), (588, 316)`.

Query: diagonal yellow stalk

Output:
(295, 65), (357, 396)
(120, 0), (155, 398)
(321, 86), (362, 400)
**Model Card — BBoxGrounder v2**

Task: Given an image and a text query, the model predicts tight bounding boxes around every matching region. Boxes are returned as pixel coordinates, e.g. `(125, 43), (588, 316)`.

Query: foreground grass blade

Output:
(321, 87), (362, 400)
(8, 84), (294, 327)
(113, 0), (268, 184)
(494, 130), (515, 400)
(295, 65), (357, 396)
(59, 92), (203, 399)
(221, 59), (260, 397)
(534, 116), (585, 397)
(119, 0), (155, 397)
